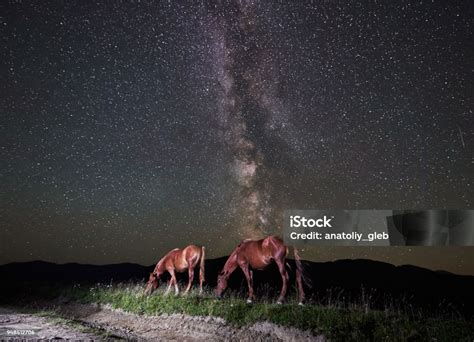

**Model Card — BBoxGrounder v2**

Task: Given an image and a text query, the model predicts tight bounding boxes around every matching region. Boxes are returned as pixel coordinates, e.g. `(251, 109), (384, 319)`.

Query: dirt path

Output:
(0, 307), (101, 340)
(1, 303), (324, 341)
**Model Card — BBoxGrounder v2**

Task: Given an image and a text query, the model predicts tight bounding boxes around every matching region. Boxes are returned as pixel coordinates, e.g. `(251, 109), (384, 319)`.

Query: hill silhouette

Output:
(1, 258), (473, 317)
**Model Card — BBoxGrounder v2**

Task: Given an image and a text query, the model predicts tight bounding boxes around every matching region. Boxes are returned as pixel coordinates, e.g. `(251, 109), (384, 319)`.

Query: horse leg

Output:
(199, 270), (204, 295)
(184, 264), (194, 294)
(169, 269), (179, 295)
(165, 278), (172, 295)
(199, 247), (205, 295)
(239, 262), (254, 303)
(249, 270), (253, 300)
(293, 247), (305, 305)
(275, 258), (289, 304)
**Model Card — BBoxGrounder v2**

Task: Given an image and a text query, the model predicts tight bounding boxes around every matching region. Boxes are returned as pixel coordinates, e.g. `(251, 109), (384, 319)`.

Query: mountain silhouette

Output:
(1, 258), (473, 317)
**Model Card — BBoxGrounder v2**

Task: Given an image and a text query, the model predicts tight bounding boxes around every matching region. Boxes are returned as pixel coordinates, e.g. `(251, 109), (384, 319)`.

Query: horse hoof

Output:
(298, 302), (304, 306)
(246, 299), (253, 304)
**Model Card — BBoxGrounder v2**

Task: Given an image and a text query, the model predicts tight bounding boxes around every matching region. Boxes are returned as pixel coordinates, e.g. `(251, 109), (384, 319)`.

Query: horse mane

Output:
(220, 242), (245, 275)
(154, 248), (180, 274)
(238, 239), (251, 247)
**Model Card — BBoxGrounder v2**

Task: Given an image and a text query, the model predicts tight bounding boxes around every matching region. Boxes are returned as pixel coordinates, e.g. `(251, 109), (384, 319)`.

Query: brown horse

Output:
(145, 245), (205, 295)
(216, 236), (305, 305)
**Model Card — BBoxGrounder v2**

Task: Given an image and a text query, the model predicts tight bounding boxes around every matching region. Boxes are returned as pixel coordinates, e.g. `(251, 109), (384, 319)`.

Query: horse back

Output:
(233, 239), (269, 269)
(182, 245), (202, 262)
(173, 245), (202, 271)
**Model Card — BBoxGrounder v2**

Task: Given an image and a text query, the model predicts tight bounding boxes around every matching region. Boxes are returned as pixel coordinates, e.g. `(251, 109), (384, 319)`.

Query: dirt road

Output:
(0, 303), (323, 341)
(0, 307), (101, 340)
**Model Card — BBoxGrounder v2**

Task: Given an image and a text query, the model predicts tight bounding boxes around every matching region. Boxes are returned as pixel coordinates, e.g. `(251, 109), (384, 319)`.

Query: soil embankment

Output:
(0, 304), (322, 341)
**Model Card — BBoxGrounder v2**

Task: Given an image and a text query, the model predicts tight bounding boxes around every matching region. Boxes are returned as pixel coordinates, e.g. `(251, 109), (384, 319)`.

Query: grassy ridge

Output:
(1, 281), (472, 341)
(56, 282), (473, 341)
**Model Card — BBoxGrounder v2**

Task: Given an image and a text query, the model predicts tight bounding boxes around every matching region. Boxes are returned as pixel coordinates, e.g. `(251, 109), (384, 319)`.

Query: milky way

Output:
(208, 2), (290, 238)
(1, 0), (473, 274)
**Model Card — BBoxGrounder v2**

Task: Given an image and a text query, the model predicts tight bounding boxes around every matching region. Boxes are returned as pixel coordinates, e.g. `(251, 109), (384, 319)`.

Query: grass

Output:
(2, 281), (473, 341)
(66, 282), (473, 341)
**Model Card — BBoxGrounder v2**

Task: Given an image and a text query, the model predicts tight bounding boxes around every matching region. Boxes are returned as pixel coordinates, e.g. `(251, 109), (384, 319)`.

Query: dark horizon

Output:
(2, 254), (473, 278)
(2, 247), (473, 277)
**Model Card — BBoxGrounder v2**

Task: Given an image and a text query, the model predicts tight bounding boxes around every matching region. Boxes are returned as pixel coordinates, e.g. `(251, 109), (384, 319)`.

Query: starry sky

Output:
(1, 1), (473, 275)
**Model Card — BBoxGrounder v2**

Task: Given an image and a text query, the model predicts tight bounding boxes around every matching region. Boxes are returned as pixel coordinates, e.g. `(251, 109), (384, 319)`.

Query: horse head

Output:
(215, 271), (228, 298)
(144, 272), (159, 295)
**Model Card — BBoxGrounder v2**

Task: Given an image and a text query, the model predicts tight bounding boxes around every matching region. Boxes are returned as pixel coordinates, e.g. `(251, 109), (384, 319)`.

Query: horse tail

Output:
(293, 246), (310, 304)
(199, 246), (206, 285)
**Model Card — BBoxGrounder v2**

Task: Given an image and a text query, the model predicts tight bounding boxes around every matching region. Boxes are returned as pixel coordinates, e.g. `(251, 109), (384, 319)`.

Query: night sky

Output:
(1, 1), (473, 274)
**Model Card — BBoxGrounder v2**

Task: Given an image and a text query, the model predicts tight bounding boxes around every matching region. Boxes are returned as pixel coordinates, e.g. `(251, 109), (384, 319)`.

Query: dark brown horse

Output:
(145, 245), (205, 295)
(216, 236), (305, 305)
